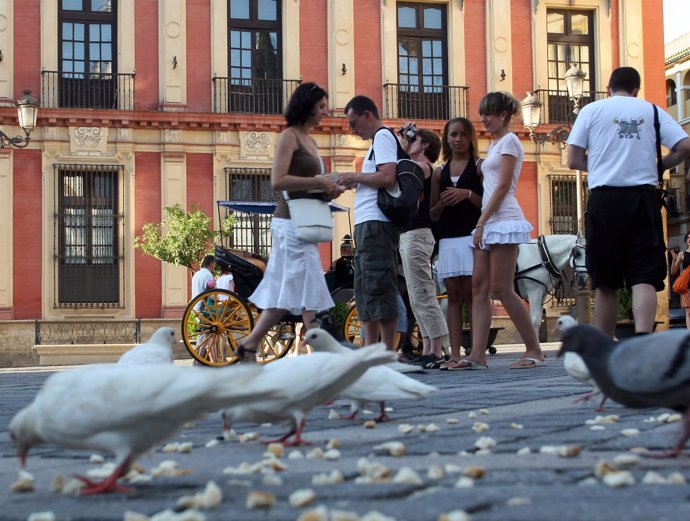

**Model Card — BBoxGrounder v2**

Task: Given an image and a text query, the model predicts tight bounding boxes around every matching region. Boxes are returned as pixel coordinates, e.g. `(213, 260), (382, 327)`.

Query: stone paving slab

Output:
(1, 348), (690, 521)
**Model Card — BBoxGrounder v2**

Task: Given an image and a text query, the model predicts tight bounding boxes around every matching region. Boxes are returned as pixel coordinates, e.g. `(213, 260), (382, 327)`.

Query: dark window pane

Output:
(398, 6), (416, 28)
(230, 0), (250, 19)
(258, 0), (277, 21)
(423, 7), (442, 29)
(63, 0), (83, 10)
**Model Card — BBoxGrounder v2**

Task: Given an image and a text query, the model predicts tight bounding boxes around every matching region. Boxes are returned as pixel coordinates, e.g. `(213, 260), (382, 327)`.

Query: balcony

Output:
(41, 71), (135, 110)
(212, 77), (301, 115)
(383, 83), (469, 121)
(532, 89), (607, 125)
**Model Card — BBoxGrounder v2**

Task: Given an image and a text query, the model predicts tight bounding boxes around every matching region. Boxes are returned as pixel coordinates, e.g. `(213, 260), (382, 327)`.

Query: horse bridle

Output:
(515, 235), (587, 296)
(569, 238), (587, 275)
(515, 235), (562, 292)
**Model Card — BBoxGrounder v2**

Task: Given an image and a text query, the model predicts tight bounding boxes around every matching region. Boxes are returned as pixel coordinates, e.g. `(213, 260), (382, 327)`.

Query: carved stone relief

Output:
(239, 131), (275, 160)
(70, 127), (109, 156)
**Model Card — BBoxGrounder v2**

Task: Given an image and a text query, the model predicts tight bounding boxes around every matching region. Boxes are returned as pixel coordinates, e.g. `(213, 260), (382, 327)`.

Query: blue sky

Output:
(664, 0), (686, 44)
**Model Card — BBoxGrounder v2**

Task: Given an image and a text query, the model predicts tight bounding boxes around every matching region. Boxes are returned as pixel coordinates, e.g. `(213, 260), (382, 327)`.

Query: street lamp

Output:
(522, 65), (590, 323)
(0, 91), (39, 149)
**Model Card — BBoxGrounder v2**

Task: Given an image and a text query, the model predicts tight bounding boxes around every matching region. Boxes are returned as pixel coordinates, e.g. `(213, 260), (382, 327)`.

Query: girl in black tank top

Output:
(429, 118), (484, 367)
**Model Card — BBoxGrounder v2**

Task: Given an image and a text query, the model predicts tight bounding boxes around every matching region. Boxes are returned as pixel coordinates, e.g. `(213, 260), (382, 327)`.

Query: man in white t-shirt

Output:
(567, 66), (690, 337)
(338, 96), (400, 350)
(191, 255), (216, 311)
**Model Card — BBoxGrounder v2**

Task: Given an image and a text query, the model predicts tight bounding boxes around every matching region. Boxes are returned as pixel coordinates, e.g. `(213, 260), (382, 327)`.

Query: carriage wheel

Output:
(256, 322), (295, 364)
(181, 289), (254, 366)
(342, 304), (401, 349)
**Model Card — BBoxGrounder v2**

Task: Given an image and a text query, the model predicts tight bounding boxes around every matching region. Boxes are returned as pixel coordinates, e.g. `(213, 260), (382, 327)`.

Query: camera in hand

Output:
(398, 125), (418, 142)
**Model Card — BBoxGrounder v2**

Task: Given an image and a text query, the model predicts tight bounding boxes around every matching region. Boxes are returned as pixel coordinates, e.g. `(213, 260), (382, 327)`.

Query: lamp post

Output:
(0, 91), (39, 149)
(522, 65), (590, 323)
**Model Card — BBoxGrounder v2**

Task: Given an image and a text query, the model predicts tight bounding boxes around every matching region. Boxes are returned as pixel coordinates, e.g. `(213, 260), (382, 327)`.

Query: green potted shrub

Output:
(615, 286), (635, 338)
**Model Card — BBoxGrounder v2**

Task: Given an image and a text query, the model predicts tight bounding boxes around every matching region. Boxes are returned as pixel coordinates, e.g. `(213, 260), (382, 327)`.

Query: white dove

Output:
(220, 341), (396, 445)
(554, 315), (607, 410)
(302, 328), (437, 421)
(117, 326), (177, 365)
(9, 363), (282, 494)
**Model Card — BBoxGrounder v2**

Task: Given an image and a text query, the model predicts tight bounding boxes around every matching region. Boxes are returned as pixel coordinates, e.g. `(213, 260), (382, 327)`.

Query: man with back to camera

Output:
(567, 66), (690, 337)
(338, 96), (400, 350)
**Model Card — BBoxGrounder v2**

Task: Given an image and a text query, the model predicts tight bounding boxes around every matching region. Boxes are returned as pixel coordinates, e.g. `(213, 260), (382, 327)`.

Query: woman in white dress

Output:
(237, 83), (344, 361)
(453, 92), (545, 370)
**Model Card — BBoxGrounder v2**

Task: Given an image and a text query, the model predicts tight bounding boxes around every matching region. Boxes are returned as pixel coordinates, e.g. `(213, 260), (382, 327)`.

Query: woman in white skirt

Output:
(430, 118), (483, 368)
(237, 83), (344, 361)
(454, 92), (545, 370)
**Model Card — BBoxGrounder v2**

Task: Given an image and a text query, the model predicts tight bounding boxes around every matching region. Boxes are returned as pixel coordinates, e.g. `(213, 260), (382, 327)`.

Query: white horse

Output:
(515, 234), (587, 335)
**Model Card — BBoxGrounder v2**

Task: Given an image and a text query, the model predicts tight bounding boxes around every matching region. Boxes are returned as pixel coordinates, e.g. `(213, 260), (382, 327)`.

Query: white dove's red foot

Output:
(74, 458), (132, 494)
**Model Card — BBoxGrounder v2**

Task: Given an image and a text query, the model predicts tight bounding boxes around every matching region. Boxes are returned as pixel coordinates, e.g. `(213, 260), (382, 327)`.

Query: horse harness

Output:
(514, 235), (564, 298)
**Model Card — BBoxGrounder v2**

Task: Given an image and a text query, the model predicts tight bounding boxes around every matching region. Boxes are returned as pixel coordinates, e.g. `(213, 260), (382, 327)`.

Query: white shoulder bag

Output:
(282, 191), (333, 243)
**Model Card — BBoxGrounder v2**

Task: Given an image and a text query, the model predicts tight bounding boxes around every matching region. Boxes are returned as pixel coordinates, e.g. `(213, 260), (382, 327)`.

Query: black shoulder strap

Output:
(652, 104), (664, 185)
(369, 127), (409, 162)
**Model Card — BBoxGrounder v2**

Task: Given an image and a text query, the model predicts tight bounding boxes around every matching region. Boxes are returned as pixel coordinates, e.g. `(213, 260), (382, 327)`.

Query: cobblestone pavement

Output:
(1, 345), (690, 521)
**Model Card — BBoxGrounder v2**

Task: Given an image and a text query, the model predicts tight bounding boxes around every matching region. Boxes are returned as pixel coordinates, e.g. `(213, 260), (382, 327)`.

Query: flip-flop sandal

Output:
(444, 359), (488, 371)
(509, 357), (547, 369)
(437, 359), (460, 370)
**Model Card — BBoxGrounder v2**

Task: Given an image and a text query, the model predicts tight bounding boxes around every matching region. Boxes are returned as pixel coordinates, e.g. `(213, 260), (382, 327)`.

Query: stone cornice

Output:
(0, 107), (451, 135)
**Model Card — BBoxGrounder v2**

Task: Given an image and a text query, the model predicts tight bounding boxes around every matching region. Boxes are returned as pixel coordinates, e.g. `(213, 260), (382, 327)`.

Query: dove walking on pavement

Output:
(554, 316), (607, 410)
(9, 363), (282, 494)
(117, 326), (177, 365)
(220, 341), (397, 445)
(302, 328), (437, 421)
(559, 324), (690, 457)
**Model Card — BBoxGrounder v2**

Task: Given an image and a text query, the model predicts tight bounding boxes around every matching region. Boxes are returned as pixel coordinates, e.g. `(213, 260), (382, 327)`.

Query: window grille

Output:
(224, 167), (276, 257)
(54, 163), (125, 308)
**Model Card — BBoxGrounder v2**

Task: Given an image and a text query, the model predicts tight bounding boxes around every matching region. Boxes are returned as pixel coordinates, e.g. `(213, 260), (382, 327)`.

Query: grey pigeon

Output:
(559, 324), (690, 456)
(9, 364), (282, 494)
(553, 316), (607, 410)
(302, 328), (437, 421)
(220, 342), (397, 445)
(117, 326), (177, 365)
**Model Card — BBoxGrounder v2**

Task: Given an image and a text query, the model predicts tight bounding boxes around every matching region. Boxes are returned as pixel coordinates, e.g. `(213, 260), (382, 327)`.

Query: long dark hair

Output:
(284, 82), (328, 127)
(441, 117), (479, 163)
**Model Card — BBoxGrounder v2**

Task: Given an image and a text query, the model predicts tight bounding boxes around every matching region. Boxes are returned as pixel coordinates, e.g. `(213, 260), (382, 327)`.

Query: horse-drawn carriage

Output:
(180, 200), (356, 366)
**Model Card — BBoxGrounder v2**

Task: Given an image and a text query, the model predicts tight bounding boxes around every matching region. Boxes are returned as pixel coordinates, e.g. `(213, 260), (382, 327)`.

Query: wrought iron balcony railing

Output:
(383, 83), (469, 121)
(41, 71), (135, 110)
(533, 89), (607, 125)
(212, 77), (301, 115)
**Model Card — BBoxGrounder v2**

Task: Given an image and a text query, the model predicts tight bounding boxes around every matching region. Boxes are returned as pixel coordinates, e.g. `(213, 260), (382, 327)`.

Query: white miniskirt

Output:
(250, 218), (334, 315)
(437, 236), (474, 280)
(473, 219), (533, 250)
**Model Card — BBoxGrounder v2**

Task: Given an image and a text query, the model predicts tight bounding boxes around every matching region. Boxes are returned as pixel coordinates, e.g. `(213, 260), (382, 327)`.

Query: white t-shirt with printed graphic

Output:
(567, 95), (688, 189)
(353, 128), (398, 225)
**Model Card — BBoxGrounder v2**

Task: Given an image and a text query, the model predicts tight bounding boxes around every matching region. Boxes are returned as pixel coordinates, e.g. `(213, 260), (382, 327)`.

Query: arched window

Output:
(667, 79), (677, 107)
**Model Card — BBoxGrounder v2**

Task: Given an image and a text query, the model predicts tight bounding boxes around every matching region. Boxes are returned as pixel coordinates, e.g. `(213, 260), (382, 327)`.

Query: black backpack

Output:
(369, 127), (425, 227)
